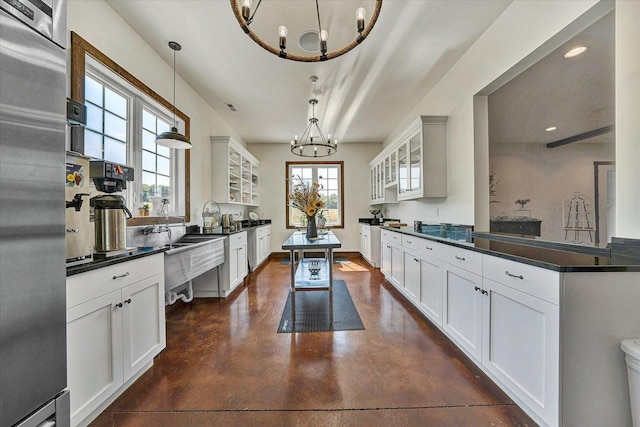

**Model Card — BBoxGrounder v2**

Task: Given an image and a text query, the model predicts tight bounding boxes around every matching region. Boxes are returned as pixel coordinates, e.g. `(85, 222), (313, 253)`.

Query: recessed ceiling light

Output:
(545, 126), (557, 132)
(564, 46), (587, 58)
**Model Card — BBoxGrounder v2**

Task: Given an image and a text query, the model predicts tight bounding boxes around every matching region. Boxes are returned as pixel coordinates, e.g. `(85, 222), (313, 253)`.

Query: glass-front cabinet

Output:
(211, 136), (260, 206)
(396, 116), (448, 201)
(384, 151), (397, 186)
(397, 139), (409, 194)
(370, 161), (384, 204)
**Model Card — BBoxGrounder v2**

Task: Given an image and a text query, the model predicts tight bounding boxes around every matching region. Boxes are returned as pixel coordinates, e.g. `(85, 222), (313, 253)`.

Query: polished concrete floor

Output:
(92, 254), (536, 426)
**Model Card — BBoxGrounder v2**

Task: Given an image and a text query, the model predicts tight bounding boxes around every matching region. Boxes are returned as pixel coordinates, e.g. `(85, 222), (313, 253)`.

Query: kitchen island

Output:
(379, 225), (640, 427)
(281, 231), (342, 331)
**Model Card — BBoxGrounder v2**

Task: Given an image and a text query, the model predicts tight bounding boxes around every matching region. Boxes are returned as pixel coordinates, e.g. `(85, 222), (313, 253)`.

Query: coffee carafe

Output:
(91, 194), (132, 251)
(89, 160), (134, 254)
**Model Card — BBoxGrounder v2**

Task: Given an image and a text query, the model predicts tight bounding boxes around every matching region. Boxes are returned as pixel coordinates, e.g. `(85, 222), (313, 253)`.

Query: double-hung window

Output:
(80, 53), (187, 220)
(286, 161), (344, 229)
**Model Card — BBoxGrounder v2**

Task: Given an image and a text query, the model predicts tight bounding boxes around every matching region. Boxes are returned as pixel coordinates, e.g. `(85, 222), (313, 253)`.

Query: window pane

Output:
(142, 150), (156, 172)
(327, 168), (338, 179)
(104, 137), (126, 164)
(157, 174), (170, 197)
(142, 171), (157, 197)
(143, 109), (156, 132)
(104, 87), (127, 118)
(84, 130), (102, 159)
(143, 129), (156, 152)
(85, 76), (102, 106)
(85, 103), (103, 133)
(157, 156), (170, 176)
(157, 118), (171, 134)
(104, 111), (126, 141)
(157, 144), (170, 158)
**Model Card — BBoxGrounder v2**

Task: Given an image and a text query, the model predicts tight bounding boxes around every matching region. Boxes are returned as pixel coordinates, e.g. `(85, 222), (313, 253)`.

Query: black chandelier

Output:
(291, 78), (337, 158)
(230, 0), (382, 62)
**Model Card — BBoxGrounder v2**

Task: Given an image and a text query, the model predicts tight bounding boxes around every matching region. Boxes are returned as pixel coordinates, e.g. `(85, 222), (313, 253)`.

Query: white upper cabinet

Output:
(210, 136), (260, 206)
(397, 116), (448, 200)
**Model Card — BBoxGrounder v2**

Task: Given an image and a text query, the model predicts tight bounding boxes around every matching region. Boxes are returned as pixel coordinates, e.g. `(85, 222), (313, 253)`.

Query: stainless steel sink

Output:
(164, 236), (226, 292)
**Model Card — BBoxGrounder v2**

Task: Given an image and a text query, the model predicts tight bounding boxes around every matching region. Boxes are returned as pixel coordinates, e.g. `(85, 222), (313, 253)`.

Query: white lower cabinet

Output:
(359, 223), (381, 267)
(248, 225), (271, 271)
(381, 229), (403, 288)
(481, 277), (559, 427)
(419, 254), (442, 326)
(442, 261), (484, 362)
(66, 254), (165, 427)
(403, 249), (420, 301)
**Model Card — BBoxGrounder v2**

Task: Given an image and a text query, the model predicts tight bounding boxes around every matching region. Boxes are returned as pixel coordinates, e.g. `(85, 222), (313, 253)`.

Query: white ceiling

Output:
(105, 0), (513, 144)
(488, 11), (614, 145)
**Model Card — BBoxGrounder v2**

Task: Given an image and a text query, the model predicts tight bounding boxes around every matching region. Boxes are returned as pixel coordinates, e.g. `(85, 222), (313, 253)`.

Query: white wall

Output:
(615, 0), (640, 239)
(384, 1), (618, 228)
(248, 143), (381, 252)
(67, 0), (243, 225)
(490, 142), (614, 243)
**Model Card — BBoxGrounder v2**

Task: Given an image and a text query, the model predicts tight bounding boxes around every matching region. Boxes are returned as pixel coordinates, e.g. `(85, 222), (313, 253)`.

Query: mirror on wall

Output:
(486, 10), (614, 246)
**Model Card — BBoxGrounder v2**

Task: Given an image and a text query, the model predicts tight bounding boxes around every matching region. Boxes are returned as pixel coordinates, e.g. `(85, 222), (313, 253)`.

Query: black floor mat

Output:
(277, 280), (365, 333)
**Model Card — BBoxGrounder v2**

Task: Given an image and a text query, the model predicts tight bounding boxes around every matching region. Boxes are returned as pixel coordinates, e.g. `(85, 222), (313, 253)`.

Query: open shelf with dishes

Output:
(211, 136), (260, 206)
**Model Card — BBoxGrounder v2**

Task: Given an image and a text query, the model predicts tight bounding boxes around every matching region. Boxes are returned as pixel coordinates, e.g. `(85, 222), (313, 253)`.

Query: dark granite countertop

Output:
(66, 246), (168, 277)
(381, 226), (640, 272)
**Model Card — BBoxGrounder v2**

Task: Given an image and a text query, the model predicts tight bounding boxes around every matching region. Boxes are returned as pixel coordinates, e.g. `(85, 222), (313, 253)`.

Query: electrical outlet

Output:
(435, 208), (439, 217)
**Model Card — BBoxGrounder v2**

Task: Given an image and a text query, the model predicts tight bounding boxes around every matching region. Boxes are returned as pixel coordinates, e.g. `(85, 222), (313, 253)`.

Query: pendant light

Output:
(156, 41), (191, 149)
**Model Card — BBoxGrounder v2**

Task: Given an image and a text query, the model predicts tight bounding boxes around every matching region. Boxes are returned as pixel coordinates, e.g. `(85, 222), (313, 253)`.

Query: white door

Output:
(229, 246), (239, 287)
(237, 244), (248, 280)
(67, 290), (123, 426)
(381, 242), (392, 277)
(442, 263), (483, 361)
(482, 278), (559, 426)
(390, 245), (403, 289)
(420, 256), (443, 326)
(403, 250), (420, 302)
(121, 274), (166, 381)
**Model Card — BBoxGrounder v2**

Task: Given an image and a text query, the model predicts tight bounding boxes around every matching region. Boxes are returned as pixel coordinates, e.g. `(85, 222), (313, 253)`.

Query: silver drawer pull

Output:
(425, 246), (433, 251)
(455, 255), (466, 261)
(414, 258), (419, 262)
(112, 272), (130, 280)
(505, 271), (524, 280)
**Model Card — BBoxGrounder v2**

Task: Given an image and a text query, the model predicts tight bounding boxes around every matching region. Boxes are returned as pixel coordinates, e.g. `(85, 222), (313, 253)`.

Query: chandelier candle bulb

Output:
(320, 30), (328, 55)
(278, 25), (287, 51)
(356, 7), (366, 33)
(241, 0), (251, 21)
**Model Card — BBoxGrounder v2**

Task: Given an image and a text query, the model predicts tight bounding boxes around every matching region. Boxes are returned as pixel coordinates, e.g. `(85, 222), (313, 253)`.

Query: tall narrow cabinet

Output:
(210, 136), (259, 206)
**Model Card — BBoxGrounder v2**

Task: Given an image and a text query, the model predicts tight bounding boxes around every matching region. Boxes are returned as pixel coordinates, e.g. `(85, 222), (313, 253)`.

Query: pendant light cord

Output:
(315, 0), (322, 38)
(172, 47), (177, 128)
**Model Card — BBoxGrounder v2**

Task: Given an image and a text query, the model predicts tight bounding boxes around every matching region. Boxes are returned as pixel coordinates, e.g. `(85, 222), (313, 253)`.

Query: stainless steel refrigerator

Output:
(0, 0), (70, 425)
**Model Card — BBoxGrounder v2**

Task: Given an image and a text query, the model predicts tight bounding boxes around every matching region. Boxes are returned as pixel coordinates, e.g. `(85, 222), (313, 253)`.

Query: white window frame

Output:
(85, 56), (186, 218)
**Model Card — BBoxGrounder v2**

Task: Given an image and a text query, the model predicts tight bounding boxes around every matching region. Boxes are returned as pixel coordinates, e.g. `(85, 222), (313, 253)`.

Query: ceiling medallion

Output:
(291, 77), (337, 157)
(230, 0), (382, 62)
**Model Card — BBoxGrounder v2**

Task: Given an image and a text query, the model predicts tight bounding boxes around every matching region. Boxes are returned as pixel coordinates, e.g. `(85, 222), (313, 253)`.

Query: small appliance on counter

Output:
(89, 160), (134, 258)
(65, 152), (93, 262)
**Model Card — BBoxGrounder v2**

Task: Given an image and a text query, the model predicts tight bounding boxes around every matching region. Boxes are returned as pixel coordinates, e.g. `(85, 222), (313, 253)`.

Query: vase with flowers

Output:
(288, 175), (324, 239)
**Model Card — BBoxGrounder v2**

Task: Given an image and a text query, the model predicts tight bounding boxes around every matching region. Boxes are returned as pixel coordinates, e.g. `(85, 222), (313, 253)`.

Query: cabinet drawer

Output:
(402, 234), (420, 252)
(256, 225), (270, 238)
(442, 245), (482, 275)
(483, 255), (559, 304)
(67, 254), (164, 309)
(419, 238), (444, 260)
(229, 231), (247, 248)
(381, 230), (401, 246)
